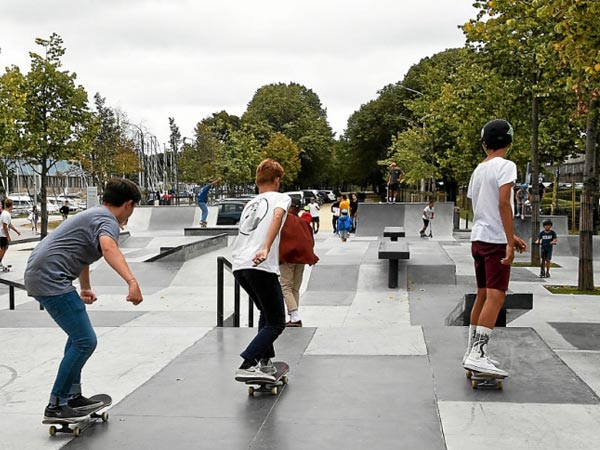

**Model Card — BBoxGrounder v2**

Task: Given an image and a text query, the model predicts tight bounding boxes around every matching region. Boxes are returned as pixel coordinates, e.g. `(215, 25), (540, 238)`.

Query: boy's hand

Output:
(501, 245), (515, 265)
(252, 248), (269, 266)
(514, 236), (527, 253)
(80, 289), (97, 304)
(126, 280), (143, 305)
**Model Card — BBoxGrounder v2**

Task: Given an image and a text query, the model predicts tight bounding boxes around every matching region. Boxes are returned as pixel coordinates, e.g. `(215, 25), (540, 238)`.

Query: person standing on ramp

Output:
(462, 120), (527, 378)
(25, 178), (144, 421)
(233, 159), (291, 382)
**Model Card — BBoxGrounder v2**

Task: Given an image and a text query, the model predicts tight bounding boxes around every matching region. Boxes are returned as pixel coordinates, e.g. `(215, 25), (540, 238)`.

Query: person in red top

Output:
(300, 205), (312, 224)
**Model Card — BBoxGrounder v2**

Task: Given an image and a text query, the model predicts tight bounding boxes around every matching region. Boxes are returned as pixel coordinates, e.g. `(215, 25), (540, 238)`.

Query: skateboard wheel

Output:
(471, 380), (478, 389)
(497, 380), (504, 390)
(248, 386), (255, 396)
(101, 412), (109, 422)
(270, 386), (278, 395)
(49, 425), (57, 436)
(282, 375), (288, 385)
(73, 427), (81, 437)
(466, 371), (472, 379)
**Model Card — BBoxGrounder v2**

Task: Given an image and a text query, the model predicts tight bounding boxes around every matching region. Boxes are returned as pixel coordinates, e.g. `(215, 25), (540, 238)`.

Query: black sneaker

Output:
(68, 394), (104, 411)
(539, 272), (546, 278)
(545, 272), (550, 278)
(44, 404), (89, 421)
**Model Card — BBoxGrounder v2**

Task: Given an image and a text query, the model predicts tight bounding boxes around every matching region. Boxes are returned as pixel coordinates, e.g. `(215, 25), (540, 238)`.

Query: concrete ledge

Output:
(405, 240), (456, 285)
(378, 241), (410, 259)
(146, 234), (228, 262)
(446, 291), (534, 327)
(383, 227), (405, 241)
(185, 226), (238, 236)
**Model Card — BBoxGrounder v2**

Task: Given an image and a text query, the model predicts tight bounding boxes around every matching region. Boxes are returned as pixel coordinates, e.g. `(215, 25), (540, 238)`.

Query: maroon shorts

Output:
(471, 241), (511, 291)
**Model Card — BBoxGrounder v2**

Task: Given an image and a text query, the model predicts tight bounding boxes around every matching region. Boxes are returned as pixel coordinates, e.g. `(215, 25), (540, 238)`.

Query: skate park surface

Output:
(2, 205), (600, 449)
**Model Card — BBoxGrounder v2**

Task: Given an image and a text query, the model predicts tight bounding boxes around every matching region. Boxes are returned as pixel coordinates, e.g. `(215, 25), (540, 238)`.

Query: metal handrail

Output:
(216, 256), (254, 327)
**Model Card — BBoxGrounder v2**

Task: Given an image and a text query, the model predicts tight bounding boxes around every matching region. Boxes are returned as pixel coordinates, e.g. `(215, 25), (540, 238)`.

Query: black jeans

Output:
(234, 269), (286, 363)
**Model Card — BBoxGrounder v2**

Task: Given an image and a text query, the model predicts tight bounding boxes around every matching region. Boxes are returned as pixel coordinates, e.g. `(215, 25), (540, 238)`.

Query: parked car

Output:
(216, 198), (248, 225)
(7, 194), (33, 216)
(318, 190), (336, 203)
(283, 190), (318, 206)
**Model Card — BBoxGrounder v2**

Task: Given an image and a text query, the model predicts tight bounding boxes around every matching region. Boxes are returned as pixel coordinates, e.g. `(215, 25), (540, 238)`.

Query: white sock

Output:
(475, 325), (493, 337)
(466, 325), (477, 351)
(290, 310), (301, 322)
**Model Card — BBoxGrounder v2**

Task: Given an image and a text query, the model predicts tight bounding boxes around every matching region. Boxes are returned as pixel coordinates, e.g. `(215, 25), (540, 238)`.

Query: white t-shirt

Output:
(308, 202), (320, 217)
(422, 206), (434, 220)
(0, 210), (11, 238)
(468, 157), (517, 244)
(232, 191), (291, 274)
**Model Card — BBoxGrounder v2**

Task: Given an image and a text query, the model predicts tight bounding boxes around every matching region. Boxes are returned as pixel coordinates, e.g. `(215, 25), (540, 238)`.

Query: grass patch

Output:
(545, 285), (600, 295)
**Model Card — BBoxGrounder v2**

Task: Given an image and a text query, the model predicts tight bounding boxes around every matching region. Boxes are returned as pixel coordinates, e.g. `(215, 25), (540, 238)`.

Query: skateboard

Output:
(1, 264), (12, 272)
(43, 394), (112, 437)
(465, 370), (506, 390)
(245, 361), (289, 396)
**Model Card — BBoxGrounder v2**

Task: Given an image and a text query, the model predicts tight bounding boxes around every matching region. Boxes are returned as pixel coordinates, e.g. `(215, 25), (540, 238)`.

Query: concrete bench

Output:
(383, 226), (405, 241)
(378, 241), (410, 288)
(463, 292), (533, 327)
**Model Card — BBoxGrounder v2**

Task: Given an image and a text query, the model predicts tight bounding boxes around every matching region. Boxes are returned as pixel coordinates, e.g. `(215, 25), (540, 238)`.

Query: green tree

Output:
(242, 83), (335, 186)
(462, 0), (570, 264)
(4, 34), (92, 236)
(262, 132), (301, 185)
(82, 93), (138, 188)
(538, 0), (600, 289)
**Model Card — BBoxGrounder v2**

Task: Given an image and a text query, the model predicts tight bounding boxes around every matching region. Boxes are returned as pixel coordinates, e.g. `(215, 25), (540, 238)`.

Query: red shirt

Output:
(300, 211), (312, 223)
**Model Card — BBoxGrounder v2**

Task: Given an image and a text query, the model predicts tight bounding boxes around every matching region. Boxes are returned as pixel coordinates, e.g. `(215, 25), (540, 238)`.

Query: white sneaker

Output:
(463, 353), (508, 377)
(259, 359), (277, 376)
(463, 348), (499, 366)
(235, 365), (276, 382)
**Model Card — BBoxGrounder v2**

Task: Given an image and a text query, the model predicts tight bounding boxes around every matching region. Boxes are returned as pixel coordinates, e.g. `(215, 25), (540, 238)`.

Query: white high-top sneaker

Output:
(463, 336), (508, 377)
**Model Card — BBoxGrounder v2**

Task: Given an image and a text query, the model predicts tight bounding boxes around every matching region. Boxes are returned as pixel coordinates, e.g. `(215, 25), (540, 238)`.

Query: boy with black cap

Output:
(462, 119), (527, 378)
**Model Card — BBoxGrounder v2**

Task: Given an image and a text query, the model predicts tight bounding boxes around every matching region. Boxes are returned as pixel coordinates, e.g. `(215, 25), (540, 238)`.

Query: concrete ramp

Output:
(513, 215), (569, 241)
(356, 202), (454, 238)
(126, 205), (222, 234)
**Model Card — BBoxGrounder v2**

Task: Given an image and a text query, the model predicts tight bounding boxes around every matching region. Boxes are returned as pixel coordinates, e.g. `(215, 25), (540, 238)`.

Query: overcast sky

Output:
(0, 0), (476, 144)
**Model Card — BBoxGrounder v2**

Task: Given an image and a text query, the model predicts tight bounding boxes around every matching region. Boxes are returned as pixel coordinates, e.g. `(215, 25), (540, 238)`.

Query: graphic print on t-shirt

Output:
(239, 198), (268, 235)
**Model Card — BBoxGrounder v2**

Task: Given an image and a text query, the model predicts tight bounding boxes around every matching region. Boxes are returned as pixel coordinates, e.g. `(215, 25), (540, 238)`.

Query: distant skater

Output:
(196, 178), (220, 227)
(420, 200), (435, 237)
(25, 179), (143, 421)
(535, 219), (557, 278)
(308, 197), (320, 234)
(0, 199), (22, 270)
(462, 119), (527, 377)
(387, 162), (403, 203)
(59, 201), (70, 220)
(232, 159), (290, 383)
(336, 209), (352, 242)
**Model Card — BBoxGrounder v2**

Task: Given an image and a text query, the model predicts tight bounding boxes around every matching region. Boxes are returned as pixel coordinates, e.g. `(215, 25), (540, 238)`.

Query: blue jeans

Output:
(35, 291), (97, 406)
(233, 269), (285, 363)
(198, 202), (208, 222)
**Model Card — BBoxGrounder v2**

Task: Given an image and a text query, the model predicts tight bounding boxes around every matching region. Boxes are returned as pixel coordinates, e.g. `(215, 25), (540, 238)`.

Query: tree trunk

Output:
(530, 90), (541, 265)
(40, 163), (48, 238)
(578, 96), (599, 290)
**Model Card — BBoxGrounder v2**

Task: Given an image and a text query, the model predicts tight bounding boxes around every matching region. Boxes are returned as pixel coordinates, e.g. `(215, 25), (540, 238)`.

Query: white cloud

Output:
(0, 0), (475, 142)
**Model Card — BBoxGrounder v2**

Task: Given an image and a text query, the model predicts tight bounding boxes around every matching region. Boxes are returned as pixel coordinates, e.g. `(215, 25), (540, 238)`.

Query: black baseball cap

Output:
(481, 119), (514, 150)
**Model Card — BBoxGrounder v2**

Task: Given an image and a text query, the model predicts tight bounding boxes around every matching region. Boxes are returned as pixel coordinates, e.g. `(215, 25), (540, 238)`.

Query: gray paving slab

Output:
(549, 322), (600, 350)
(254, 355), (445, 450)
(306, 264), (359, 291)
(424, 326), (600, 404)
(0, 310), (144, 328)
(300, 291), (355, 306)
